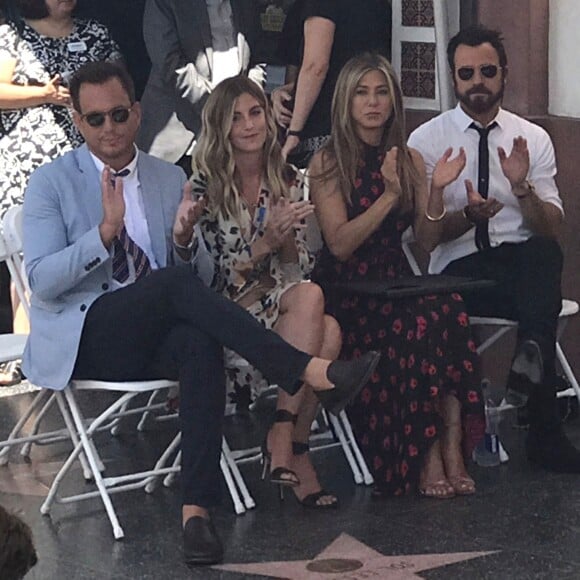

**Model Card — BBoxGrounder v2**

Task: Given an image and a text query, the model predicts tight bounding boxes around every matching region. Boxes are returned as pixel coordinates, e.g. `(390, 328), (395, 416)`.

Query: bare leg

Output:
(266, 284), (327, 481)
(440, 393), (475, 495)
(419, 439), (455, 498)
(291, 315), (341, 506)
(302, 358), (333, 390)
(182, 505), (208, 525)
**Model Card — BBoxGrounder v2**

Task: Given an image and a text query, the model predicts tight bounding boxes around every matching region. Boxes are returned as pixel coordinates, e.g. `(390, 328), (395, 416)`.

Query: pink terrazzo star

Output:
(214, 533), (497, 579)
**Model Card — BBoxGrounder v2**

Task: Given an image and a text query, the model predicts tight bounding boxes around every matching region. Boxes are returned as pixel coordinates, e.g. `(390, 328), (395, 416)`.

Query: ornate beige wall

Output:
(476, 0), (549, 116)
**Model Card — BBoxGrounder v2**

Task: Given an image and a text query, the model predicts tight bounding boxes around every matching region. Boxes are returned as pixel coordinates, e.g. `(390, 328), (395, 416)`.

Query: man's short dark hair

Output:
(70, 61), (136, 113)
(0, 505), (38, 580)
(15, 0), (50, 20)
(447, 25), (508, 72)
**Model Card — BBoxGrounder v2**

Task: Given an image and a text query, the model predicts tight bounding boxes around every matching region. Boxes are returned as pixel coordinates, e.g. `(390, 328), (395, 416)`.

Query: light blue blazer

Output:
(22, 144), (212, 390)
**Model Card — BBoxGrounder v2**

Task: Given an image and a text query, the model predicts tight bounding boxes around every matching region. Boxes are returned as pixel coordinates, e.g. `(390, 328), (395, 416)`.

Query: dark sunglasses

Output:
(456, 64), (500, 81)
(80, 106), (133, 128)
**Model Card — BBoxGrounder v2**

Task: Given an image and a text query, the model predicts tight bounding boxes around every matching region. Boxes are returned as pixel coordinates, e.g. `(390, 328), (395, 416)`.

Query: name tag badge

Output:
(67, 41), (87, 53)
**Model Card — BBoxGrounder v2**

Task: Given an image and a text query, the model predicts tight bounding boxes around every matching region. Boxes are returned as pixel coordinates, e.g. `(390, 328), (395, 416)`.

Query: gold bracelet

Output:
(425, 207), (447, 222)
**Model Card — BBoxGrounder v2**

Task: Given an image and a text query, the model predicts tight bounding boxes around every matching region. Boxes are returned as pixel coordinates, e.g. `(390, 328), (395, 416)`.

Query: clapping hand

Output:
(498, 136), (529, 188)
(172, 181), (207, 247)
(100, 166), (125, 245)
(464, 179), (504, 224)
(380, 146), (402, 200)
(263, 198), (314, 250)
(432, 147), (466, 190)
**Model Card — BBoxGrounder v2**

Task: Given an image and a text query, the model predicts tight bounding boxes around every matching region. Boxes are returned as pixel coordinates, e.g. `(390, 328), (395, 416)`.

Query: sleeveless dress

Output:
(312, 145), (485, 496)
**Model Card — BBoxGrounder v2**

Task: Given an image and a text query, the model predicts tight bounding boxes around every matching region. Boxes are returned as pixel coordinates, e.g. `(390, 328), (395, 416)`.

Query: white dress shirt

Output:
(90, 148), (159, 286)
(408, 104), (563, 273)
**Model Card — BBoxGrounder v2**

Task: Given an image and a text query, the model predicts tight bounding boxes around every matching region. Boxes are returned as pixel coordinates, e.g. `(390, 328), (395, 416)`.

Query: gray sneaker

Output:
(506, 340), (543, 407)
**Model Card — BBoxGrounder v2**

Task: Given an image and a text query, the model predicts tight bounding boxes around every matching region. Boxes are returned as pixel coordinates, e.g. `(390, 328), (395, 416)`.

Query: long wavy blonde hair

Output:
(192, 76), (292, 221)
(315, 53), (419, 213)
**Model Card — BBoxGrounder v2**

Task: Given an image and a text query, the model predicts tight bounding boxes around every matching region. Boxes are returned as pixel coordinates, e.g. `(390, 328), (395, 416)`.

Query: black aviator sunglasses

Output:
(456, 64), (501, 81)
(80, 106), (133, 128)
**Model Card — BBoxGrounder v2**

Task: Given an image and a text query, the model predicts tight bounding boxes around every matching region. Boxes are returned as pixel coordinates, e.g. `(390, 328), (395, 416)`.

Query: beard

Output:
(455, 82), (504, 115)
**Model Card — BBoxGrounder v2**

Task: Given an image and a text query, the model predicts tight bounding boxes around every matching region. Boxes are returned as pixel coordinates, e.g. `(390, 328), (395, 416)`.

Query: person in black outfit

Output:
(75, 0), (150, 99)
(272, 0), (392, 167)
(408, 26), (580, 473)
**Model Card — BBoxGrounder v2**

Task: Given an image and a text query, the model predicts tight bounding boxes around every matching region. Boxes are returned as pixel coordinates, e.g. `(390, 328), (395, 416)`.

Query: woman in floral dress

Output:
(192, 76), (341, 508)
(0, 0), (122, 213)
(311, 53), (485, 498)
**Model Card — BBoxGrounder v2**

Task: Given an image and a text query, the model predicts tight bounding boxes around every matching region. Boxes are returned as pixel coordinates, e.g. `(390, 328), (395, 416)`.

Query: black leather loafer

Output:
(183, 516), (223, 565)
(316, 351), (381, 416)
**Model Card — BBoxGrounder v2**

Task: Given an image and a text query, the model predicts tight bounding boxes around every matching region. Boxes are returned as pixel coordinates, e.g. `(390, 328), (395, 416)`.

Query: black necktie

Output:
(111, 167), (130, 182)
(469, 121), (498, 250)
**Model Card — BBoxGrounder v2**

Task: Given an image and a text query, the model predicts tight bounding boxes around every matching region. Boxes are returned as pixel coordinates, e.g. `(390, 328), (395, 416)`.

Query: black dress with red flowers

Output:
(312, 145), (485, 496)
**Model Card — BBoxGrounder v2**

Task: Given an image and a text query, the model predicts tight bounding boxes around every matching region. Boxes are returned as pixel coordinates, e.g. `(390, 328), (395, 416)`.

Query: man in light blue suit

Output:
(22, 61), (380, 565)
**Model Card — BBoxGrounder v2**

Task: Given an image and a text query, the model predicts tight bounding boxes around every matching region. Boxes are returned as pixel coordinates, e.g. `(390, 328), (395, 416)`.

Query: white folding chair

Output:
(0, 206), (58, 467)
(0, 206), (259, 532)
(0, 208), (163, 474)
(133, 399), (257, 516)
(224, 351), (374, 486)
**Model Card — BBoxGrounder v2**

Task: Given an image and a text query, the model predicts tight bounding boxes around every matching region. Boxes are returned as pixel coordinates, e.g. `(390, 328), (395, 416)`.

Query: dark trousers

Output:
(443, 236), (563, 380)
(72, 267), (311, 507)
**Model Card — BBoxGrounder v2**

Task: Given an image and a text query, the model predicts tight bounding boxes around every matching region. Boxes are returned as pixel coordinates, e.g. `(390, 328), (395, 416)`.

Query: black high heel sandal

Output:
(291, 442), (339, 509)
(261, 410), (300, 490)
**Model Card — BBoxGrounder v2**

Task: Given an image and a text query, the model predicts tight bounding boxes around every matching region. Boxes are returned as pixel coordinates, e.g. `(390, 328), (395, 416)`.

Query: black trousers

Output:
(443, 236), (563, 380)
(72, 267), (311, 507)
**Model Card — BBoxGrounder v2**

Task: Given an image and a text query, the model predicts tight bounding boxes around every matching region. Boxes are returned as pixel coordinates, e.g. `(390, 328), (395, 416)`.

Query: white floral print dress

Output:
(193, 168), (314, 407)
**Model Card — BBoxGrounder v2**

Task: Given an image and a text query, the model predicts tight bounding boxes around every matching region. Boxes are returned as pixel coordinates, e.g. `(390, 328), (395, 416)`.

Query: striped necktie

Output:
(110, 169), (152, 283)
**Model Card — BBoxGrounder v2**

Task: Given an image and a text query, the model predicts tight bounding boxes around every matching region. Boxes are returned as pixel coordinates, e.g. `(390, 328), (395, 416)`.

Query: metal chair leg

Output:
(222, 438), (255, 510)
(337, 410), (374, 485)
(63, 388), (125, 539)
(20, 392), (57, 459)
(145, 432), (181, 494)
(327, 412), (363, 484)
(0, 389), (50, 465)
(220, 451), (246, 515)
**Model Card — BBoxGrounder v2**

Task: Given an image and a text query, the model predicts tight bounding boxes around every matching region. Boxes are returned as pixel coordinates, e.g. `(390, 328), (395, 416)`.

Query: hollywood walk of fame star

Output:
(0, 461), (73, 497)
(214, 533), (498, 579)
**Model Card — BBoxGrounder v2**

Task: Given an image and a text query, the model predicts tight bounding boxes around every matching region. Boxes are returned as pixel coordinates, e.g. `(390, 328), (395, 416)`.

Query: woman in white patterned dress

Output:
(0, 0), (122, 213)
(192, 75), (340, 508)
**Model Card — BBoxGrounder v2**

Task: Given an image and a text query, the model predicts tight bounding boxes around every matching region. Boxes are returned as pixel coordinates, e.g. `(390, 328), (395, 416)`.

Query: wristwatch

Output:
(514, 180), (535, 199)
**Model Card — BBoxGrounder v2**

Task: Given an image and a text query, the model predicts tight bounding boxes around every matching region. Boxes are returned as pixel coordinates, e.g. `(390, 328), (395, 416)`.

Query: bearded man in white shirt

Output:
(408, 25), (579, 473)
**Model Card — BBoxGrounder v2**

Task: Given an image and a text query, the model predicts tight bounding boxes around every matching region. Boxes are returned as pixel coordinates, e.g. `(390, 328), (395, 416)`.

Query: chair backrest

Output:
(401, 227), (423, 275)
(1, 205), (29, 317)
(300, 168), (324, 254)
